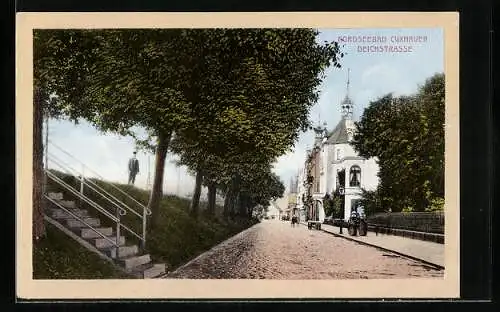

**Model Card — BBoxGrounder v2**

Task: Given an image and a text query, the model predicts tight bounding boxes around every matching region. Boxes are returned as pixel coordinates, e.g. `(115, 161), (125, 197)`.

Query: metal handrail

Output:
(46, 170), (145, 244)
(46, 140), (149, 249)
(87, 178), (142, 218)
(46, 171), (120, 223)
(48, 156), (127, 217)
(117, 221), (145, 242)
(45, 195), (119, 247)
(48, 153), (135, 217)
(48, 139), (151, 215)
(48, 155), (127, 217)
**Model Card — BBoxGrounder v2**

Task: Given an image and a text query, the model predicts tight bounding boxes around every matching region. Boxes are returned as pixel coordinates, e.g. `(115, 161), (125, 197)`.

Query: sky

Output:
(45, 28), (444, 200)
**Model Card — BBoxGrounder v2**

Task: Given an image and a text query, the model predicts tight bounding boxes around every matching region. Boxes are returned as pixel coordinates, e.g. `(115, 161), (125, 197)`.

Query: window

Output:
(347, 130), (353, 141)
(349, 165), (361, 187)
(336, 148), (341, 160)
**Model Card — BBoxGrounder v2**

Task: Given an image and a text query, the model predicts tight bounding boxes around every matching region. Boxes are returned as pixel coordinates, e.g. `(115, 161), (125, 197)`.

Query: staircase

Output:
(45, 192), (166, 278)
(42, 139), (166, 279)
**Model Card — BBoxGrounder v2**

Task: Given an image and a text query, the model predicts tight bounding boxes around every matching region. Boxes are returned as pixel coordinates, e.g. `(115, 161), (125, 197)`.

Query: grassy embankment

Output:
(33, 170), (258, 279)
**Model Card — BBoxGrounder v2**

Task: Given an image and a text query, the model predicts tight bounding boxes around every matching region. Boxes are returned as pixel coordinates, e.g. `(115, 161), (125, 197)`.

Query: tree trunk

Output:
(247, 201), (255, 219)
(147, 131), (172, 229)
(229, 174), (240, 219)
(238, 194), (247, 216)
(207, 182), (216, 216)
(223, 175), (237, 219)
(33, 87), (45, 240)
(190, 169), (203, 217)
(230, 190), (241, 219)
(223, 189), (232, 219)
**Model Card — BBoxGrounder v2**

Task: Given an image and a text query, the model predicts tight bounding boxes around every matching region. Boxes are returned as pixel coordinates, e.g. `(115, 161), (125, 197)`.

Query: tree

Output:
(169, 29), (341, 218)
(35, 30), (197, 229)
(32, 87), (45, 240)
(358, 189), (380, 216)
(323, 193), (334, 217)
(33, 30), (105, 240)
(237, 167), (285, 218)
(34, 29), (342, 230)
(351, 73), (445, 212)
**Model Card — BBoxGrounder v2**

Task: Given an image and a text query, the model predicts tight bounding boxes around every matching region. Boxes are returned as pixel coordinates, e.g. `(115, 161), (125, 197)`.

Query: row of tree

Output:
(33, 29), (342, 238)
(351, 73), (445, 214)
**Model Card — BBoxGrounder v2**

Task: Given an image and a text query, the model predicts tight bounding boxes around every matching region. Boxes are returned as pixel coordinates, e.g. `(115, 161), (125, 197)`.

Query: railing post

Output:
(115, 208), (121, 259)
(80, 165), (85, 196)
(142, 207), (147, 250)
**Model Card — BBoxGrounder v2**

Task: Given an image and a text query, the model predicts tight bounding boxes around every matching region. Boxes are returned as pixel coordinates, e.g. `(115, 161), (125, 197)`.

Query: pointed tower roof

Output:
(341, 68), (354, 120)
(326, 69), (355, 144)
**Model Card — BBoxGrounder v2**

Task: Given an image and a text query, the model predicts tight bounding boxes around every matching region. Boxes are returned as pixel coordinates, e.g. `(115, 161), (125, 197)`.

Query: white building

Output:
(304, 69), (380, 222)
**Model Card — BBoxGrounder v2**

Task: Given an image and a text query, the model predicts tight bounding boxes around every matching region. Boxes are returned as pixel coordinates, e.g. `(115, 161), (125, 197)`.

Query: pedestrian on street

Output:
(291, 214), (297, 227)
(128, 151), (140, 185)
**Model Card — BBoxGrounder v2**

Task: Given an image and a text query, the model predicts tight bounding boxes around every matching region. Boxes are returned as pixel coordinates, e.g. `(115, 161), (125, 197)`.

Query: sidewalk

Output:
(301, 222), (444, 268)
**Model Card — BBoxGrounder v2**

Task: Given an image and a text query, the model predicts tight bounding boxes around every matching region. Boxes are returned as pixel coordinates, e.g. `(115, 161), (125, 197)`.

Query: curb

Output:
(367, 225), (444, 244)
(301, 222), (444, 270)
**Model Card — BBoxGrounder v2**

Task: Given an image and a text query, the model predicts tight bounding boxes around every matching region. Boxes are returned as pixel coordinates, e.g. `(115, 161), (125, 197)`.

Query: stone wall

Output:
(366, 212), (444, 234)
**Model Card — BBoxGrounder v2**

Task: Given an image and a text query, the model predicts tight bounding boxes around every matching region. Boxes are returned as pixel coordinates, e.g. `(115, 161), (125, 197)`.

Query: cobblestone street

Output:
(166, 220), (444, 279)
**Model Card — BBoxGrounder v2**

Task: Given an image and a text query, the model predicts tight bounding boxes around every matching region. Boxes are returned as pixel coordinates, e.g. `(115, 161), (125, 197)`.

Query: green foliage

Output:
(425, 197), (445, 212)
(323, 193), (342, 218)
(33, 224), (129, 279)
(322, 193), (333, 216)
(145, 200), (255, 267)
(165, 29), (341, 215)
(34, 28), (342, 223)
(358, 189), (379, 216)
(401, 206), (414, 213)
(332, 196), (343, 218)
(352, 73), (445, 212)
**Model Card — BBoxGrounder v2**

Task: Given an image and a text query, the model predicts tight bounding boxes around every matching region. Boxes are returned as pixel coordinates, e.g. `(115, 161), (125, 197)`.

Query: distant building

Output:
(265, 202), (280, 220)
(299, 69), (379, 222)
(285, 177), (299, 219)
(296, 167), (307, 221)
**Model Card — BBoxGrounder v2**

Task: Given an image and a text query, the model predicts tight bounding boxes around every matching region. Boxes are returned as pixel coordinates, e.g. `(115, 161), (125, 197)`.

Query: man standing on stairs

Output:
(128, 151), (140, 185)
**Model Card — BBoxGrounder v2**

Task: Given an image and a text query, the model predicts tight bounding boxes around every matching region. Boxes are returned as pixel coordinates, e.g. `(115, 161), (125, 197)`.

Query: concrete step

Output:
(48, 192), (63, 200)
(51, 208), (89, 219)
(66, 217), (101, 228)
(94, 236), (126, 249)
(58, 200), (76, 209)
(103, 245), (139, 259)
(119, 254), (151, 270)
(131, 263), (166, 279)
(80, 227), (113, 239)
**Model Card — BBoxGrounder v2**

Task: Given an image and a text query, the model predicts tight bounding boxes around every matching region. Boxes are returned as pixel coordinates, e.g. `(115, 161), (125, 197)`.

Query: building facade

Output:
(285, 177), (299, 219)
(301, 70), (380, 222)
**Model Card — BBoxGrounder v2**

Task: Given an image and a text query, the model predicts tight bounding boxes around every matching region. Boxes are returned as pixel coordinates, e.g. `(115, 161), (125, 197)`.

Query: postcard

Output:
(16, 12), (459, 299)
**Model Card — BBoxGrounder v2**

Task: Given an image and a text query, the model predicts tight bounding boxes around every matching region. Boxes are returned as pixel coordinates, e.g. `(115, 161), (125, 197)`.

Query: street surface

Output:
(166, 219), (444, 279)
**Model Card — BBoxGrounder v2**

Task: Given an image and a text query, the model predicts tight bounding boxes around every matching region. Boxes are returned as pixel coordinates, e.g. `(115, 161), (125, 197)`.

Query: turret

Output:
(341, 68), (354, 120)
